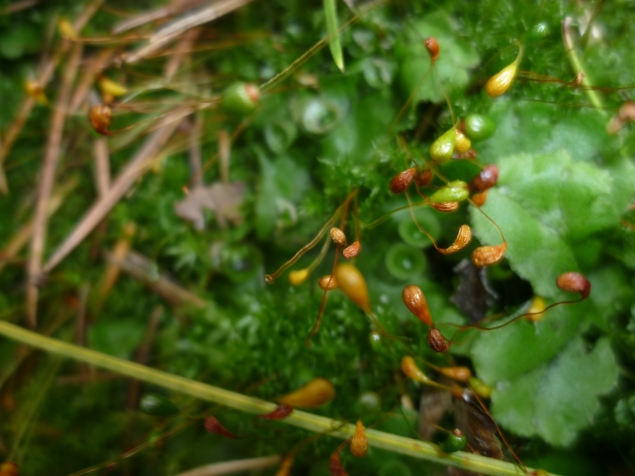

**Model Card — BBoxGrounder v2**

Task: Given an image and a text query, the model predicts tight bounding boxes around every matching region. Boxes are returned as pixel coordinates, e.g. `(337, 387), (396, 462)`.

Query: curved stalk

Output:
(0, 320), (557, 476)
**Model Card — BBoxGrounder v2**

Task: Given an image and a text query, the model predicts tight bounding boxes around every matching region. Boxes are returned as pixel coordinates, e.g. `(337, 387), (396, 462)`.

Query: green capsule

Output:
(523, 22), (551, 43)
(385, 243), (427, 280)
(463, 114), (496, 141)
(440, 431), (467, 453)
(221, 82), (260, 116)
(356, 391), (381, 414)
(429, 180), (469, 203)
(429, 127), (456, 163)
(369, 330), (382, 348)
(139, 393), (179, 417)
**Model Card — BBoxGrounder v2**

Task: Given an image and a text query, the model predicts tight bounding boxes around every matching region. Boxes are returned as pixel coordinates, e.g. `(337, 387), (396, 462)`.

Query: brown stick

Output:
(43, 111), (185, 273)
(106, 250), (208, 308)
(175, 456), (282, 476)
(127, 305), (163, 409)
(93, 137), (111, 197)
(26, 43), (83, 328)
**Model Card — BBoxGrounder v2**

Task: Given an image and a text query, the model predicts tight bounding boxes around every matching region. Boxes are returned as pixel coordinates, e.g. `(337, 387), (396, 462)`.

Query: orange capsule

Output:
(88, 104), (113, 135)
(556, 272), (591, 299)
(0, 462), (18, 476)
(401, 356), (430, 383)
(350, 419), (368, 457)
(330, 227), (348, 247)
(414, 168), (433, 187)
(424, 37), (440, 63)
(402, 284), (433, 326)
(334, 263), (371, 313)
(342, 241), (361, 259)
(439, 366), (472, 382)
(275, 455), (294, 476)
(427, 327), (449, 353)
(279, 378), (335, 408)
(430, 201), (459, 213)
(472, 242), (507, 267)
(470, 164), (499, 192)
(438, 224), (472, 255)
(318, 274), (339, 291)
(389, 168), (417, 194)
(472, 189), (488, 207)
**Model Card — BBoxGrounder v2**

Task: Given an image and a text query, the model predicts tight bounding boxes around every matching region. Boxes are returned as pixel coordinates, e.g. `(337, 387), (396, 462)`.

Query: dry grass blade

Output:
(175, 455), (282, 476)
(0, 178), (77, 274)
(112, 0), (206, 34)
(26, 43), (83, 328)
(69, 48), (116, 114)
(124, 0), (255, 64)
(93, 138), (111, 197)
(106, 250), (208, 308)
(43, 112), (185, 273)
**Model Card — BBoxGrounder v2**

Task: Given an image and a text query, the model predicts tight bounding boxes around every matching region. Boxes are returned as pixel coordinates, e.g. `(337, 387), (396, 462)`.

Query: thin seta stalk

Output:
(0, 319), (557, 476)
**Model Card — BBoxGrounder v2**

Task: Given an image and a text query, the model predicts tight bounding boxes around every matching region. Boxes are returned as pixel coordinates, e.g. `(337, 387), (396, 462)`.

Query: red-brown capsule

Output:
(472, 242), (507, 267)
(414, 168), (433, 187)
(438, 224), (472, 255)
(389, 168), (417, 194)
(456, 148), (478, 160)
(342, 241), (361, 259)
(318, 274), (339, 291)
(424, 37), (440, 63)
(203, 416), (238, 439)
(330, 227), (348, 247)
(430, 201), (459, 213)
(470, 164), (499, 192)
(88, 104), (113, 135)
(427, 327), (449, 353)
(402, 284), (433, 326)
(259, 404), (294, 420)
(439, 366), (472, 382)
(556, 272), (591, 299)
(329, 450), (349, 476)
(350, 419), (368, 458)
(472, 190), (488, 207)
(0, 461), (18, 476)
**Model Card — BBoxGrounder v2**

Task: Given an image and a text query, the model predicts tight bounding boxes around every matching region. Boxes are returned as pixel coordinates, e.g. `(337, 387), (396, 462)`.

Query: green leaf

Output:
(323, 0), (344, 72)
(491, 337), (618, 446)
(470, 186), (578, 299)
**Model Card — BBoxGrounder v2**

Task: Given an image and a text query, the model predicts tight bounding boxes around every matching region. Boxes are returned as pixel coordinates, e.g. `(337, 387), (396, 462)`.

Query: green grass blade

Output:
(0, 319), (559, 476)
(323, 0), (344, 71)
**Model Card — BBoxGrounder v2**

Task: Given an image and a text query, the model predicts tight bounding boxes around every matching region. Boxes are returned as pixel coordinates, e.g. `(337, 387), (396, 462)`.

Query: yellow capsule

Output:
(439, 366), (472, 382)
(526, 296), (547, 322)
(58, 17), (77, 39)
(350, 419), (368, 458)
(468, 377), (492, 399)
(98, 77), (128, 97)
(24, 79), (48, 105)
(279, 377), (335, 408)
(485, 43), (522, 98)
(329, 227), (347, 247)
(455, 129), (472, 153)
(401, 356), (430, 384)
(0, 461), (18, 476)
(289, 269), (310, 286)
(334, 263), (371, 313)
(472, 242), (507, 267)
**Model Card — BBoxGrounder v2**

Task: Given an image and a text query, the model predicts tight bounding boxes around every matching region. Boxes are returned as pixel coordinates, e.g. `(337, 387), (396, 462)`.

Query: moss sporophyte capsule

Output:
(402, 284), (433, 326)
(463, 114), (496, 141)
(485, 42), (522, 98)
(334, 263), (371, 313)
(429, 127), (456, 163)
(429, 180), (469, 203)
(440, 429), (467, 453)
(278, 378), (335, 408)
(221, 82), (260, 115)
(350, 420), (368, 457)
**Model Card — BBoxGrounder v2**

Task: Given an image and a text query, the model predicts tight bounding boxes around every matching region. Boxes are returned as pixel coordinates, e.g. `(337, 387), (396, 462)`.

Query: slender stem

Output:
(562, 16), (605, 114)
(0, 320), (558, 476)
